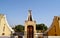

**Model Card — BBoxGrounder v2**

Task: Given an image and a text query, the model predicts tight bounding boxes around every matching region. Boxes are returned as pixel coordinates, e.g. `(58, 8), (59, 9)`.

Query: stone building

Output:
(44, 16), (60, 36)
(24, 10), (36, 38)
(0, 14), (14, 36)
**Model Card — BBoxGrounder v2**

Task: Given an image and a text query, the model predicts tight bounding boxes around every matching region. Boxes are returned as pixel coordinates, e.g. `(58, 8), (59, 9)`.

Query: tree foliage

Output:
(12, 25), (24, 32)
(36, 23), (48, 31)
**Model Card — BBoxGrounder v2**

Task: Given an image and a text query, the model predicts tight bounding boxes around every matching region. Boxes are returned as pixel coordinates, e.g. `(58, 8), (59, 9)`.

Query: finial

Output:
(28, 10), (32, 16)
(28, 9), (32, 21)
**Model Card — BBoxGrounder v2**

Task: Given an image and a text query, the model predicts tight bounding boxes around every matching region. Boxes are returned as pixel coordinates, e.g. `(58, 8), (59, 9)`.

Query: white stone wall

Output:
(0, 14), (14, 36)
(44, 36), (60, 38)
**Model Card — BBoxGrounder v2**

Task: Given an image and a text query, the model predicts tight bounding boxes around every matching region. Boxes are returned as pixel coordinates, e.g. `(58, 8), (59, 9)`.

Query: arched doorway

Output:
(27, 25), (34, 38)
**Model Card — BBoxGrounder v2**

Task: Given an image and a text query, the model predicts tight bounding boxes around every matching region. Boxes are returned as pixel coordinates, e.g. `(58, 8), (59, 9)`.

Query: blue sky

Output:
(0, 0), (60, 27)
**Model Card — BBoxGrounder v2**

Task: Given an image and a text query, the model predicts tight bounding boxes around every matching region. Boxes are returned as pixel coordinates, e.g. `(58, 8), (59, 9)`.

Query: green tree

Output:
(36, 23), (48, 31)
(13, 25), (24, 32)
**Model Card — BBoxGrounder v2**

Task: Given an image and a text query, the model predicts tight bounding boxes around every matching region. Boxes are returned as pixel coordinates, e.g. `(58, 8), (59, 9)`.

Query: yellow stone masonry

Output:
(45, 16), (60, 36)
(0, 14), (14, 36)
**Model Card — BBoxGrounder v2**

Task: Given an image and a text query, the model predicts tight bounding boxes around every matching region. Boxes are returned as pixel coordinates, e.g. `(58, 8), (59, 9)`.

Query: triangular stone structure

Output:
(0, 14), (14, 36)
(24, 10), (36, 38)
(44, 16), (60, 36)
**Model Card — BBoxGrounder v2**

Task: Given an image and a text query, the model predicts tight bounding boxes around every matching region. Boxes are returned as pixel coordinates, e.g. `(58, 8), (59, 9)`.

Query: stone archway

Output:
(24, 10), (36, 38)
(27, 25), (34, 38)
